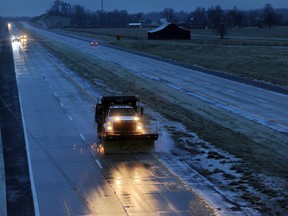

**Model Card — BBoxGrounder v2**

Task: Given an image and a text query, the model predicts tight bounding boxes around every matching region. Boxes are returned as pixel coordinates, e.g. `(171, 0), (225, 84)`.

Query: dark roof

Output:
(148, 23), (191, 40)
(148, 23), (170, 33)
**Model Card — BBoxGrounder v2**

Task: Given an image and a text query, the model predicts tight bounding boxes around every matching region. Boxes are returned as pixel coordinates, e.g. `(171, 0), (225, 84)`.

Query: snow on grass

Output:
(46, 43), (288, 215)
(136, 71), (288, 134)
(23, 23), (288, 215)
(145, 108), (287, 215)
(148, 112), (261, 215)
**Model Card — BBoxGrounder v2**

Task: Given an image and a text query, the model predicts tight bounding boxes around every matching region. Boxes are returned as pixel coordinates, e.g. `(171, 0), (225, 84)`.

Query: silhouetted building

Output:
(148, 23), (191, 40)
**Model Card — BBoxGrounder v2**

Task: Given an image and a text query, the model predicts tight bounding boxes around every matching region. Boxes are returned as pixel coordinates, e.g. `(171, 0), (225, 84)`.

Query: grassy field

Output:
(18, 22), (288, 214)
(62, 26), (288, 88)
(32, 35), (288, 213)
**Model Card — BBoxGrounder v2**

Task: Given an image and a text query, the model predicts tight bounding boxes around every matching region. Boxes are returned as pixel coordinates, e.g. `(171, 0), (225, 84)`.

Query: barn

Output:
(148, 23), (191, 40)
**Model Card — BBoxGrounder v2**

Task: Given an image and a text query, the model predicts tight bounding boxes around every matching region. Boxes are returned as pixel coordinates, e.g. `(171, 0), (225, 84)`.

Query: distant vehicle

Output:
(95, 96), (158, 153)
(90, 41), (98, 46)
(7, 23), (12, 31)
(20, 34), (27, 40)
(12, 35), (20, 42)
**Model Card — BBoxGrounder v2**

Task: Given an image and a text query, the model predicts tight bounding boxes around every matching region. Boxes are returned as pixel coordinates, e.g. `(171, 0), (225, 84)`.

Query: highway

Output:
(22, 23), (288, 133)
(5, 22), (287, 215)
(10, 25), (214, 215)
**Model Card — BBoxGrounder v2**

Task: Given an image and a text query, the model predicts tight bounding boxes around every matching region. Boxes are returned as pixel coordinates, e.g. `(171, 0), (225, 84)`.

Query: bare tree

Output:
(49, 0), (61, 15)
(207, 6), (228, 39)
(130, 12), (144, 22)
(59, 1), (72, 16)
(207, 5), (223, 28)
(73, 5), (86, 28)
(262, 3), (276, 28)
(162, 8), (176, 23)
(229, 6), (244, 28)
(217, 23), (227, 39)
(189, 7), (207, 29)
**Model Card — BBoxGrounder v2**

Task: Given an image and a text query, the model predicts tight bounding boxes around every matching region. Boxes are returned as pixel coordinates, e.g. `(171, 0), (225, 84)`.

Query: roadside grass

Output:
(225, 26), (288, 38)
(64, 26), (288, 40)
(118, 41), (288, 87)
(22, 25), (288, 214)
(170, 128), (288, 214)
(192, 26), (288, 38)
(61, 26), (288, 87)
(32, 34), (288, 179)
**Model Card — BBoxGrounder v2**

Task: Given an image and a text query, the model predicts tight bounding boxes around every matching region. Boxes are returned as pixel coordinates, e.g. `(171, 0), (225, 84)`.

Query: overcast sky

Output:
(1, 0), (288, 17)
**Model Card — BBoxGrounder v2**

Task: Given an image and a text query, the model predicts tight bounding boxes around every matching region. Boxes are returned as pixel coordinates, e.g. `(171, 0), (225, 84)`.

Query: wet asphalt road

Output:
(0, 27), (35, 215)
(22, 22), (288, 133)
(5, 24), (215, 215)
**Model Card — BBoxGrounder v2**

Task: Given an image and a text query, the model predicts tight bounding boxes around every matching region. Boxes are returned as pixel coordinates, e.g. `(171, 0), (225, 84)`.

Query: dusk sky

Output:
(1, 0), (287, 17)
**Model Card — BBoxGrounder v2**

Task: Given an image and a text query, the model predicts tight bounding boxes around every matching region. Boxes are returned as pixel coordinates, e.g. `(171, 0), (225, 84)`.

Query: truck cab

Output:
(95, 96), (158, 153)
(104, 105), (143, 135)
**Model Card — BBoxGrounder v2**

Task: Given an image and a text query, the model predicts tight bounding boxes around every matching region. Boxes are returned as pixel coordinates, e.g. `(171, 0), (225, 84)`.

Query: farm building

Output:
(148, 23), (191, 40)
(128, 23), (142, 28)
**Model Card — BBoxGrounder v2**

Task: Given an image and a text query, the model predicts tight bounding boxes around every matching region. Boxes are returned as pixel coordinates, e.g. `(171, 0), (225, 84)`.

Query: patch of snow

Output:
(25, 24), (288, 215)
(155, 77), (288, 134)
(155, 126), (175, 153)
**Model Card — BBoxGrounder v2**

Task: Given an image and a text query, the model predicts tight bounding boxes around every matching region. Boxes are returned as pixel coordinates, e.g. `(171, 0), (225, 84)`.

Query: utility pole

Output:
(101, 0), (103, 13)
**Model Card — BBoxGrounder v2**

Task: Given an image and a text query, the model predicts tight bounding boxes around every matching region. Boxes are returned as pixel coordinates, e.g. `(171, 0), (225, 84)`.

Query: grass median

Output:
(20, 23), (288, 214)
(31, 34), (288, 179)
(62, 26), (288, 88)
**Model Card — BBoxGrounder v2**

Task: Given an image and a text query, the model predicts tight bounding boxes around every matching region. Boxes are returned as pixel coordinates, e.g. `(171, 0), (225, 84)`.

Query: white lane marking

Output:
(60, 102), (64, 107)
(68, 115), (73, 121)
(205, 82), (211, 85)
(80, 133), (85, 141)
(0, 125), (7, 216)
(256, 98), (267, 103)
(227, 89), (236, 93)
(96, 160), (103, 169)
(17, 92), (40, 216)
(54, 93), (58, 97)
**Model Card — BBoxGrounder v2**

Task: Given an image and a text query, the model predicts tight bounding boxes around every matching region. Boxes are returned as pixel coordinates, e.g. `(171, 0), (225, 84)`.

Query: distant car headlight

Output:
(90, 41), (98, 46)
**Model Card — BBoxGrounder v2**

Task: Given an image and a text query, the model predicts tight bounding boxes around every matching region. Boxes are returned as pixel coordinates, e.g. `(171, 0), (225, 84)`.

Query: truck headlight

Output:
(107, 122), (113, 131)
(137, 122), (142, 130)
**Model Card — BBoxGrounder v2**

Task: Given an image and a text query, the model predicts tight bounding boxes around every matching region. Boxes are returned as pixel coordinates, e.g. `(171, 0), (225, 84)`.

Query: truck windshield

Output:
(109, 108), (135, 116)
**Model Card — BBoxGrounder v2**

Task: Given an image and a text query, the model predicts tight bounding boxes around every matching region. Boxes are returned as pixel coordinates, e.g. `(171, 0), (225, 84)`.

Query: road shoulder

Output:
(0, 124), (7, 216)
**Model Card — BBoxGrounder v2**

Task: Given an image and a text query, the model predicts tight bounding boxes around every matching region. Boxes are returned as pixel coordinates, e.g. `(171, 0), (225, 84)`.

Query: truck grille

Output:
(113, 121), (136, 132)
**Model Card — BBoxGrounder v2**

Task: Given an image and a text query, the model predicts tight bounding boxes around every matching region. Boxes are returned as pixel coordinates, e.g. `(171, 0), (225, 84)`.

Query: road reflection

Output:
(20, 35), (28, 51)
(10, 23), (29, 53)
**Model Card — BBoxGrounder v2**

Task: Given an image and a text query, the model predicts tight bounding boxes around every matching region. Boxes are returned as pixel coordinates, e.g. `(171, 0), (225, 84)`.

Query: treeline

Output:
(175, 4), (287, 28)
(44, 0), (288, 28)
(44, 0), (144, 28)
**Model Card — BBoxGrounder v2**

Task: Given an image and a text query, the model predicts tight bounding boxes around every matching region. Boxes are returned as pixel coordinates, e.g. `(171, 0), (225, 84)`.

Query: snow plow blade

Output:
(103, 134), (158, 153)
(105, 134), (158, 141)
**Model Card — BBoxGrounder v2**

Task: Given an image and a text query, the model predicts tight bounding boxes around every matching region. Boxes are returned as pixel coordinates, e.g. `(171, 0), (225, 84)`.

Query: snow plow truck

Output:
(95, 96), (158, 153)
